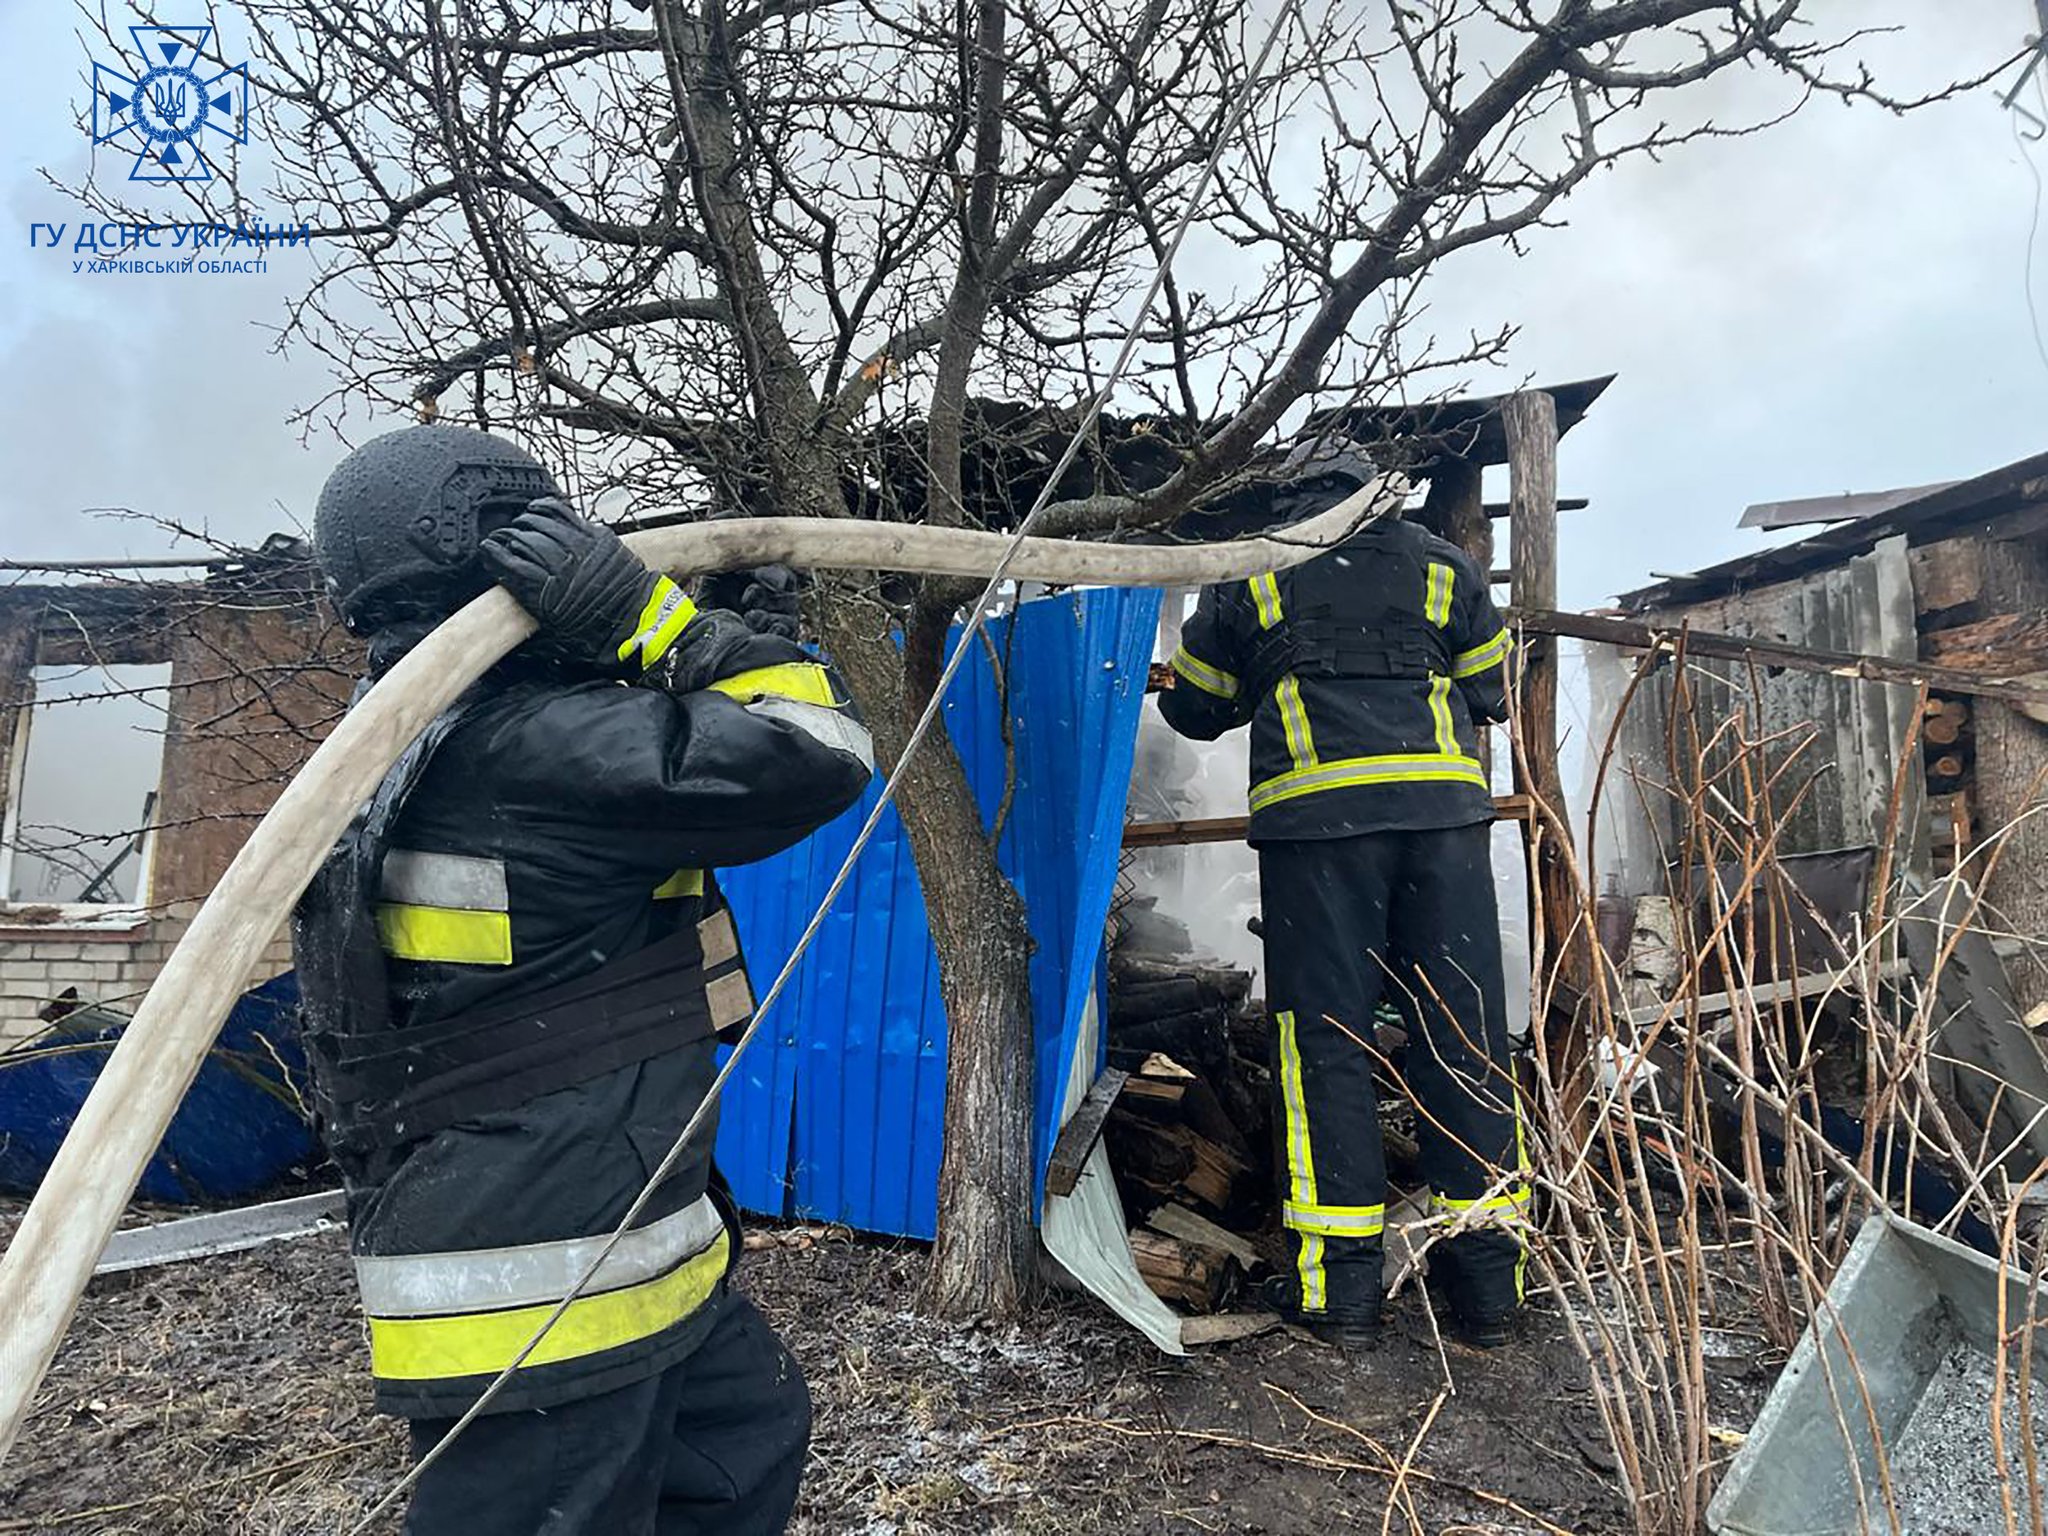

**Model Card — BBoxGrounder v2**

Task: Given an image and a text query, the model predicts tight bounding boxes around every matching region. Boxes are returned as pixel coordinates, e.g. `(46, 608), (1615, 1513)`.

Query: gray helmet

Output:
(1278, 435), (1377, 488)
(312, 424), (562, 631)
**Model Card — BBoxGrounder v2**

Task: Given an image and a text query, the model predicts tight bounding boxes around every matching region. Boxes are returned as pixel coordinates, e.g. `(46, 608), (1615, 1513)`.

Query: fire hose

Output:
(0, 480), (1400, 1463)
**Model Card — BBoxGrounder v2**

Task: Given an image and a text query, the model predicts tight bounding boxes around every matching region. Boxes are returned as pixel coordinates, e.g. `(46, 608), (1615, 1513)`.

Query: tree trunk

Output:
(818, 587), (1039, 1317)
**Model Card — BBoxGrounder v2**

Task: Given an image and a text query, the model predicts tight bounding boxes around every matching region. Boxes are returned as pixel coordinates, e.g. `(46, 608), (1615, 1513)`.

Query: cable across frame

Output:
(347, 6), (1306, 1524)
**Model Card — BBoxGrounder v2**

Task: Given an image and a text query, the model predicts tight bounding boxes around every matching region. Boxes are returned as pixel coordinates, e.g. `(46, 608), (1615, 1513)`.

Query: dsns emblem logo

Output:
(91, 25), (250, 183)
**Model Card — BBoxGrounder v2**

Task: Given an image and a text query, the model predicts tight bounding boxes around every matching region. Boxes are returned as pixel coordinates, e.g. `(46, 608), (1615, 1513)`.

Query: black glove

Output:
(480, 498), (691, 673)
(653, 607), (802, 695)
(696, 564), (803, 642)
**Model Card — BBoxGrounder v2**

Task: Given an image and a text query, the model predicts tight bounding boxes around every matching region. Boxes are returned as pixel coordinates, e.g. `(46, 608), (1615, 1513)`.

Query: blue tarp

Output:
(716, 587), (1160, 1238)
(0, 972), (313, 1203)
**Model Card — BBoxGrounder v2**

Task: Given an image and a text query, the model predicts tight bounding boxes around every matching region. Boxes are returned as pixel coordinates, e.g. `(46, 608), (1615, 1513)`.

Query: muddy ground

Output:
(0, 1203), (1781, 1535)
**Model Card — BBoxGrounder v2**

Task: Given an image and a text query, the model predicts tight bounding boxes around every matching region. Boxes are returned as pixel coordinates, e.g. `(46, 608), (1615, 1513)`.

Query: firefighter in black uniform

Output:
(1158, 462), (1525, 1350)
(294, 425), (873, 1534)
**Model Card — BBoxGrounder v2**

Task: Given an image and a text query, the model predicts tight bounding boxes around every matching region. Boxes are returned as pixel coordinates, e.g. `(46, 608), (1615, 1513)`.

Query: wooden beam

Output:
(1504, 390), (1589, 1119)
(1921, 612), (2048, 675)
(1123, 798), (1532, 848)
(1512, 607), (2048, 712)
(1044, 1067), (1131, 1198)
(1486, 497), (1587, 519)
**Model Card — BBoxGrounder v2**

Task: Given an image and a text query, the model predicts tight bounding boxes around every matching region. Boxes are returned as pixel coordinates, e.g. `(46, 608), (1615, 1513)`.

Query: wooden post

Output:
(1502, 391), (1587, 1117)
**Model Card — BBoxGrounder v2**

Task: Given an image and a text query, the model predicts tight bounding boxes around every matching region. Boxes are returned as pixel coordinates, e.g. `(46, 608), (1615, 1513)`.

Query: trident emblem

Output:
(148, 77), (189, 125)
(90, 24), (250, 183)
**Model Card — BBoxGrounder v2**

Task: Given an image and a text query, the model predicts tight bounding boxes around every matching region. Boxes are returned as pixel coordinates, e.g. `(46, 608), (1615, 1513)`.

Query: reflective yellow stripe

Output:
(1278, 1011), (1342, 1310)
(1249, 572), (1283, 629)
(1436, 1188), (1533, 1217)
(1425, 561), (1454, 627)
(706, 661), (839, 708)
(1427, 674), (1459, 757)
(652, 867), (705, 901)
(1275, 675), (1317, 770)
(368, 1231), (729, 1382)
(1249, 752), (1487, 812)
(1452, 627), (1513, 678)
(1284, 1200), (1386, 1236)
(1297, 1232), (1327, 1313)
(619, 578), (697, 668)
(1170, 646), (1239, 700)
(375, 904), (513, 966)
(1277, 1010), (1318, 1208)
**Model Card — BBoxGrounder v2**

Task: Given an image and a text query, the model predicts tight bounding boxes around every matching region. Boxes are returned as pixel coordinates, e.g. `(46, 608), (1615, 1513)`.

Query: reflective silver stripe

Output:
(700, 909), (741, 966)
(699, 908), (741, 969)
(354, 1193), (723, 1318)
(749, 695), (876, 770)
(380, 850), (508, 911)
(706, 971), (754, 1031)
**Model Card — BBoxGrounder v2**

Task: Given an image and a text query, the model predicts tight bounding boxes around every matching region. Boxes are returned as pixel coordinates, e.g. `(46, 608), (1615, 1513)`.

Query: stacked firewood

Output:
(1099, 937), (1276, 1311)
(1923, 692), (1975, 875)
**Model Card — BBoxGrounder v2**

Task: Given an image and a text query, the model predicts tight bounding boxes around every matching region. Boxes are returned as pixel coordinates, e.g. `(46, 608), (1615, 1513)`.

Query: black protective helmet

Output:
(312, 425), (563, 631)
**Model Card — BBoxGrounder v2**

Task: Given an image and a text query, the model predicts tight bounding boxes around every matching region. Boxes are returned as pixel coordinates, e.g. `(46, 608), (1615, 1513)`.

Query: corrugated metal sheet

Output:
(714, 587), (1161, 1237)
(1605, 534), (1928, 882)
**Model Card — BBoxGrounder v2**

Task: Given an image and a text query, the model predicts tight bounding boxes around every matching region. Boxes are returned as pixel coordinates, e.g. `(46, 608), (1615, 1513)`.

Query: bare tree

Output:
(72, 0), (2007, 1315)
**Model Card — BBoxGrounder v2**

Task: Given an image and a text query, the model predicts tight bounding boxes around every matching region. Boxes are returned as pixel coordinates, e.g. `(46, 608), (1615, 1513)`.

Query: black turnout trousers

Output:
(403, 1293), (809, 1536)
(1259, 822), (1525, 1320)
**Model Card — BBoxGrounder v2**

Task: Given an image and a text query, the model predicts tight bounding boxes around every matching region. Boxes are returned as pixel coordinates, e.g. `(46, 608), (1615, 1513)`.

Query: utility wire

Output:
(2017, 74), (2048, 382)
(345, 4), (1304, 1528)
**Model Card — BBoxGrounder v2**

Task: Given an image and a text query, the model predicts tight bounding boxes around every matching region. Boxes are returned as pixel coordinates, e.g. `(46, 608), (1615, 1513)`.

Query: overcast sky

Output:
(2, 1), (2044, 615)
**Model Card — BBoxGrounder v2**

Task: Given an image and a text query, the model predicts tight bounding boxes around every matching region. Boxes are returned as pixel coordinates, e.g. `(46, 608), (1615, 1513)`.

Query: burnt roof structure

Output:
(1620, 447), (2048, 613)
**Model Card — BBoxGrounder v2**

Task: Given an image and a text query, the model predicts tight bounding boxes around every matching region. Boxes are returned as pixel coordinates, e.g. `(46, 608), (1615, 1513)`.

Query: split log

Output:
(1105, 1114), (1251, 1215)
(1129, 1228), (1233, 1311)
(1147, 1203), (1265, 1269)
(0, 478), (1406, 1464)
(1119, 1076), (1191, 1115)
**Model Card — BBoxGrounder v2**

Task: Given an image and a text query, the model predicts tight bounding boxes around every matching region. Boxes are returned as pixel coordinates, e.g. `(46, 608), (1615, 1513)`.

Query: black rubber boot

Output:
(1259, 1274), (1381, 1349)
(1452, 1305), (1513, 1350)
(1427, 1243), (1518, 1349)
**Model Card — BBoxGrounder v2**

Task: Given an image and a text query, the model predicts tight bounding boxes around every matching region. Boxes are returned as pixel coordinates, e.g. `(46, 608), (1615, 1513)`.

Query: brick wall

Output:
(0, 566), (358, 1050)
(0, 907), (298, 1048)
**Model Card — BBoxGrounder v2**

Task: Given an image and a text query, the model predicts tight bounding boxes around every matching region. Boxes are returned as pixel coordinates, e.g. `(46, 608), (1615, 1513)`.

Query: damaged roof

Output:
(1619, 445), (2048, 613)
(1304, 374), (1614, 475)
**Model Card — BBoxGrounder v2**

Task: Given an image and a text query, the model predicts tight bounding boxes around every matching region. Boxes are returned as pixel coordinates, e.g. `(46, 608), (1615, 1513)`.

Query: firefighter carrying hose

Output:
(1157, 449), (1526, 1351)
(293, 425), (873, 1534)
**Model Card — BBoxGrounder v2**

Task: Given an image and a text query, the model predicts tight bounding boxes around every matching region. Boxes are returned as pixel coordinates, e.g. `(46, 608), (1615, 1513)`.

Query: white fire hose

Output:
(0, 481), (1399, 1462)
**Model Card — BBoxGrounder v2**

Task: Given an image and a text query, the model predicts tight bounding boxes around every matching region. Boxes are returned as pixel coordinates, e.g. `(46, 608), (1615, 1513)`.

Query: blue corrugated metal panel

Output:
(715, 586), (1160, 1237)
